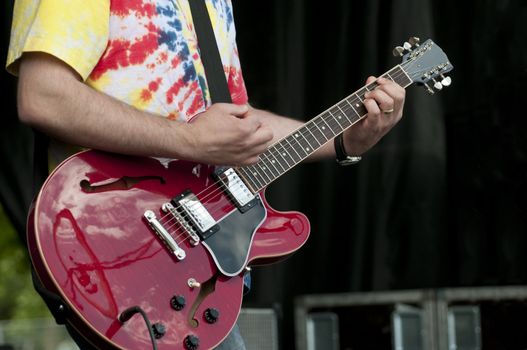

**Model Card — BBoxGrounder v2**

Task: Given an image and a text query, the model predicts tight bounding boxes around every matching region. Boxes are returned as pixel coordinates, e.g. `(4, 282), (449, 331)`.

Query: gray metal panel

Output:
(295, 290), (438, 350)
(447, 306), (481, 350)
(238, 308), (279, 350)
(306, 312), (339, 350)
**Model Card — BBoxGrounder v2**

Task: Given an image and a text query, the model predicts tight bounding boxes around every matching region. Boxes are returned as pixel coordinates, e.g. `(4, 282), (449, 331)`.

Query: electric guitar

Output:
(27, 37), (452, 349)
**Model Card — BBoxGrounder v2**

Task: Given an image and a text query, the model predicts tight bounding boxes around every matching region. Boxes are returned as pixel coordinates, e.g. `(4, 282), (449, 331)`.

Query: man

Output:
(7, 0), (405, 348)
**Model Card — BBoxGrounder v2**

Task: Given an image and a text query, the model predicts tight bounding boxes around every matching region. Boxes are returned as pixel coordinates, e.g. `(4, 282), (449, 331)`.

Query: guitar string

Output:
(161, 45), (451, 240)
(156, 66), (415, 246)
(158, 66), (413, 238)
(158, 67), (408, 234)
(156, 66), (414, 242)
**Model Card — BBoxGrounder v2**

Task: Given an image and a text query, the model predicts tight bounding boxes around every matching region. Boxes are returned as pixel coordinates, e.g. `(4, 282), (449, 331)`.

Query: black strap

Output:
(32, 130), (49, 195)
(188, 0), (232, 103)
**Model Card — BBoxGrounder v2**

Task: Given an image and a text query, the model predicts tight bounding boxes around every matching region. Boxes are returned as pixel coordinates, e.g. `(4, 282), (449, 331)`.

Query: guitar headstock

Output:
(394, 37), (453, 94)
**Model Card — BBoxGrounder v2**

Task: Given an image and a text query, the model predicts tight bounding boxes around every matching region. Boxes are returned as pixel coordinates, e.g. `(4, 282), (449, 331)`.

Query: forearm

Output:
(17, 53), (194, 160)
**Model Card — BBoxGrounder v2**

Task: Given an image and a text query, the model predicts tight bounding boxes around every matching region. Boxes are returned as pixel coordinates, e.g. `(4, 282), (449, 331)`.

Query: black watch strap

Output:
(334, 133), (361, 166)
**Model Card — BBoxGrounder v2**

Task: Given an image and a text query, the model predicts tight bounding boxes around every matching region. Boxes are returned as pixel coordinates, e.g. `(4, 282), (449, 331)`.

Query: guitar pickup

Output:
(214, 168), (258, 213)
(171, 190), (219, 240)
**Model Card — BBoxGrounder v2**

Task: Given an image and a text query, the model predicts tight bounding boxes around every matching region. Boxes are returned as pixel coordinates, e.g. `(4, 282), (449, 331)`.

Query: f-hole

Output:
(187, 274), (218, 328)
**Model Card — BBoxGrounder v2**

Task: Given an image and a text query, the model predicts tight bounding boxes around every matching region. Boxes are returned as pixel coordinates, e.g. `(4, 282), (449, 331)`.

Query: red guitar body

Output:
(27, 150), (310, 349)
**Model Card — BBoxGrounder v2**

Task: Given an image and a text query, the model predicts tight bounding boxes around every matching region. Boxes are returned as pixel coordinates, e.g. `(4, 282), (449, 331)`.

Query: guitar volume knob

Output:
(204, 308), (220, 324)
(171, 295), (186, 310)
(184, 335), (200, 350)
(152, 323), (166, 339)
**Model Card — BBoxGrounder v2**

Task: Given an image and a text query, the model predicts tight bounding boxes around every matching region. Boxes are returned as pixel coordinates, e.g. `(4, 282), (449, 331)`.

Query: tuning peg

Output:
(392, 46), (405, 57)
(440, 75), (452, 87)
(424, 83), (435, 94)
(433, 79), (443, 90)
(408, 37), (420, 47)
(403, 42), (412, 51)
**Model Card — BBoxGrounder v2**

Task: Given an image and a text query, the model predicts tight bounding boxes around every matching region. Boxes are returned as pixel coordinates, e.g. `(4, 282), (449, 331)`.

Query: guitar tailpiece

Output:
(119, 305), (159, 350)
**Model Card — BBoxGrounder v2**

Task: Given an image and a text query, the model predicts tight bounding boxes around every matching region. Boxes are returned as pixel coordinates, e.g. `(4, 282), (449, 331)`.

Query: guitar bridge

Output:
(144, 210), (186, 260)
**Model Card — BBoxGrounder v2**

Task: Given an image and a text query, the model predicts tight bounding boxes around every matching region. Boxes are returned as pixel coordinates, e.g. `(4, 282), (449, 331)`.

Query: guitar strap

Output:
(188, 0), (233, 103)
(29, 0), (234, 327)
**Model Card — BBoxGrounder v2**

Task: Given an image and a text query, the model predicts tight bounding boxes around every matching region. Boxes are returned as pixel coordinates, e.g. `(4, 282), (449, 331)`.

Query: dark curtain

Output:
(233, 0), (527, 347)
(234, 0), (448, 296)
(1, 0), (527, 348)
(0, 0), (34, 239)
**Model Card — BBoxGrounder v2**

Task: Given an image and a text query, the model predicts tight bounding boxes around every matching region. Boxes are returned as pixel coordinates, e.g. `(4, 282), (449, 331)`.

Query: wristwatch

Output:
(334, 133), (362, 166)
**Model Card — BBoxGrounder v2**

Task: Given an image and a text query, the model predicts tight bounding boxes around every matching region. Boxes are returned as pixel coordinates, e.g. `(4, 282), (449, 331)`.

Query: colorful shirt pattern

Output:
(7, 0), (248, 123)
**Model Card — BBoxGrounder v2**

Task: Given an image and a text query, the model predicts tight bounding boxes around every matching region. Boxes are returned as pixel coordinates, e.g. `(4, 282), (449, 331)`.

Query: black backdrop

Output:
(1, 0), (526, 348)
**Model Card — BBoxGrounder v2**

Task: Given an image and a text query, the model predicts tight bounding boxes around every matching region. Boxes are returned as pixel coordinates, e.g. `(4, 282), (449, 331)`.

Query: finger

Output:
(365, 76), (377, 85)
(362, 97), (381, 117)
(251, 126), (274, 147)
(364, 89), (394, 112)
(375, 78), (406, 102)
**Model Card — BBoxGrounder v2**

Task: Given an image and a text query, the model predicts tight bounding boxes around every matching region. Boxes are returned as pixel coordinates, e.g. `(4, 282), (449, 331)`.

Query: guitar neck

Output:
(236, 65), (413, 192)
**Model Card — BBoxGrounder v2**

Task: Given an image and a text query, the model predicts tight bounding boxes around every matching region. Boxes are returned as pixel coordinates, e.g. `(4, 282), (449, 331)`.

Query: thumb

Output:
(227, 103), (249, 117)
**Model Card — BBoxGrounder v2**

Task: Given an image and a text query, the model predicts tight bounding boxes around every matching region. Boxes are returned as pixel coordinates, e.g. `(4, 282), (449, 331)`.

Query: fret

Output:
(261, 151), (282, 176)
(236, 167), (261, 192)
(323, 111), (344, 135)
(348, 95), (365, 115)
(302, 123), (322, 148)
(259, 157), (280, 180)
(290, 131), (312, 158)
(336, 104), (352, 125)
(274, 141), (295, 168)
(392, 65), (413, 87)
(244, 165), (266, 190)
(282, 136), (303, 163)
(273, 142), (295, 171)
(316, 117), (336, 140)
(329, 107), (347, 129)
(339, 101), (360, 124)
(309, 119), (330, 145)
(254, 162), (273, 184)
(268, 150), (287, 173)
(344, 99), (360, 119)
(356, 87), (369, 101)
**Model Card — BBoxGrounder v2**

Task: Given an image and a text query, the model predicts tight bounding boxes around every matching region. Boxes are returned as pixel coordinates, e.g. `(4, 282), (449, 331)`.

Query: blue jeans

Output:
(215, 323), (247, 350)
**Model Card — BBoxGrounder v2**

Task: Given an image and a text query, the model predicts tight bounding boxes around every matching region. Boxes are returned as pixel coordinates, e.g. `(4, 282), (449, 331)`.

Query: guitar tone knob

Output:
(184, 335), (200, 350)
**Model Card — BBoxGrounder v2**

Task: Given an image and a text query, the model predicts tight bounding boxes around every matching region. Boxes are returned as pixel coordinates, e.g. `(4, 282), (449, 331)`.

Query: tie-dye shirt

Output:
(7, 0), (248, 123)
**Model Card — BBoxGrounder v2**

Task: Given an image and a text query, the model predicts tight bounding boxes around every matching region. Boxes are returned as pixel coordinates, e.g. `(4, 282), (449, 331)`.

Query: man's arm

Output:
(248, 76), (406, 160)
(17, 52), (273, 166)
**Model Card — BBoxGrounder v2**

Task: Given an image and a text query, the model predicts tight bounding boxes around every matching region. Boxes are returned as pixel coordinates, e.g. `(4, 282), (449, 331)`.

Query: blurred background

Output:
(1, 0), (526, 349)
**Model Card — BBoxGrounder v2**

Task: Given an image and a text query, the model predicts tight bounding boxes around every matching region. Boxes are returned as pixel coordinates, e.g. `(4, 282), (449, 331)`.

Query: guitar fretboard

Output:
(236, 65), (413, 192)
